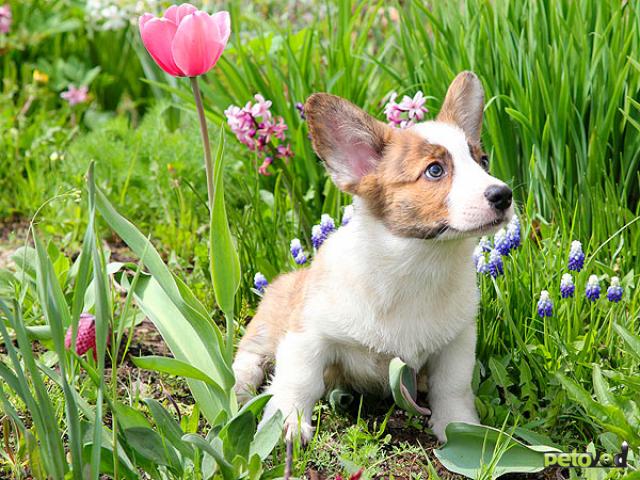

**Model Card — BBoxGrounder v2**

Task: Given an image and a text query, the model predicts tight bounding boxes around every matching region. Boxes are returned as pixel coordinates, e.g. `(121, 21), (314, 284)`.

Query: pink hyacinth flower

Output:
(0, 4), (11, 35)
(139, 3), (230, 77)
(60, 85), (89, 106)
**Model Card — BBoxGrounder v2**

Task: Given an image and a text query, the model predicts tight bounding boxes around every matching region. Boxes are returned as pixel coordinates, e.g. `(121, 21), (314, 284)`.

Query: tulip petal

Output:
(139, 13), (154, 29)
(171, 11), (228, 77)
(140, 17), (183, 76)
(211, 11), (231, 45)
(164, 3), (197, 24)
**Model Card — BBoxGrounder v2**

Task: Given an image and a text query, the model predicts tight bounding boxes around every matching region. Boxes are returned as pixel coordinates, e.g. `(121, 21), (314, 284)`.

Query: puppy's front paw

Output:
(284, 414), (314, 444)
(429, 410), (480, 443)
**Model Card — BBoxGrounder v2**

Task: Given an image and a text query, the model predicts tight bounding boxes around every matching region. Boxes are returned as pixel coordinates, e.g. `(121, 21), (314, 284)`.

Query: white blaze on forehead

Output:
(410, 121), (510, 232)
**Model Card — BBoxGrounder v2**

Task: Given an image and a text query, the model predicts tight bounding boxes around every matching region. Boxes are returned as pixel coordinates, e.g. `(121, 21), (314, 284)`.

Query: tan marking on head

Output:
(467, 141), (488, 170)
(356, 129), (454, 238)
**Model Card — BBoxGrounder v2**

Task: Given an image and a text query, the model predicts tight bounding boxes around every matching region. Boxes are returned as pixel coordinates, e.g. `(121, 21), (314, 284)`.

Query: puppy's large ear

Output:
(305, 93), (391, 192)
(437, 71), (484, 144)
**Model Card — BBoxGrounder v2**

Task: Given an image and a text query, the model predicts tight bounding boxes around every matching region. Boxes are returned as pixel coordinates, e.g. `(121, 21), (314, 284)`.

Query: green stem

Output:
(191, 76), (235, 363)
(190, 77), (215, 210)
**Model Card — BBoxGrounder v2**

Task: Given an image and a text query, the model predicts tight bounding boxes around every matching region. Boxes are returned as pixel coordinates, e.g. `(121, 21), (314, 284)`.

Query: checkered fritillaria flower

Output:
(606, 277), (623, 303)
(64, 313), (104, 360)
(537, 290), (553, 318)
(494, 228), (511, 256)
(585, 275), (601, 302)
(487, 249), (504, 277)
(568, 240), (585, 272)
(254, 272), (268, 293)
(560, 273), (575, 298)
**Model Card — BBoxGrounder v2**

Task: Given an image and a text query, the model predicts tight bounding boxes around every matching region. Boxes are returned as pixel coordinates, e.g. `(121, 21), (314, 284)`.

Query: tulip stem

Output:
(190, 77), (214, 210)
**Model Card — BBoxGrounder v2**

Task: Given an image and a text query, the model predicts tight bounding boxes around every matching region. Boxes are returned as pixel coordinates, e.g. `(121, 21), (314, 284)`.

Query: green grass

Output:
(1, 0), (639, 478)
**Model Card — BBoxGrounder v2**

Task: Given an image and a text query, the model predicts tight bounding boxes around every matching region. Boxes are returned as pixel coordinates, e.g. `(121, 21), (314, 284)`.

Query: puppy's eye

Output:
(480, 154), (489, 171)
(424, 162), (445, 180)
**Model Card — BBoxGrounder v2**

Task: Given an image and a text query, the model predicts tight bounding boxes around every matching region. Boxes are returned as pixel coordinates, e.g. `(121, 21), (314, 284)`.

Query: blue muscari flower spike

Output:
(320, 214), (335, 236)
(488, 249), (504, 277)
(294, 250), (307, 265)
(607, 276), (623, 303)
(254, 272), (268, 293)
(585, 275), (601, 301)
(494, 228), (511, 256)
(479, 236), (492, 252)
(506, 216), (521, 250)
(290, 238), (302, 259)
(476, 255), (489, 275)
(290, 239), (308, 265)
(311, 224), (325, 250)
(560, 273), (575, 298)
(568, 240), (585, 272)
(342, 205), (354, 226)
(537, 290), (553, 318)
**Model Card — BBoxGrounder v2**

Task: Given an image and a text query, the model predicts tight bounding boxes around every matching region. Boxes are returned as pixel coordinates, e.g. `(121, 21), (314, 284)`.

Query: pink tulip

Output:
(139, 3), (230, 77)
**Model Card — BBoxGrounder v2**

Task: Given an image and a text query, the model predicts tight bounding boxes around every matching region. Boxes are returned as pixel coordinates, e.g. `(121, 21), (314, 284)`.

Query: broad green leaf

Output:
(143, 398), (194, 460)
(132, 355), (226, 395)
(219, 410), (256, 461)
(123, 426), (182, 473)
(183, 434), (235, 480)
(249, 410), (283, 460)
(434, 422), (560, 479)
(209, 126), (241, 361)
(132, 274), (231, 424)
(614, 324), (640, 360)
(389, 357), (430, 416)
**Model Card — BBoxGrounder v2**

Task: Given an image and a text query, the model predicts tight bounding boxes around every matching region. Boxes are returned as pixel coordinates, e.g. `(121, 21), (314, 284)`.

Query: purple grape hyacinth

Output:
(311, 225), (325, 250)
(476, 255), (489, 275)
(585, 275), (601, 301)
(607, 277), (623, 302)
(560, 273), (575, 298)
(537, 290), (553, 318)
(494, 228), (511, 256)
(506, 216), (521, 250)
(320, 214), (335, 236)
(487, 249), (504, 277)
(568, 240), (585, 272)
(479, 236), (492, 252)
(342, 205), (354, 226)
(254, 272), (268, 293)
(290, 238), (308, 265)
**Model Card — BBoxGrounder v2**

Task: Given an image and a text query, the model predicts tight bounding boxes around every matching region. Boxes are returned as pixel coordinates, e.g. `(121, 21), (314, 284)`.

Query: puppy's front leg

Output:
(259, 332), (328, 443)
(427, 324), (480, 442)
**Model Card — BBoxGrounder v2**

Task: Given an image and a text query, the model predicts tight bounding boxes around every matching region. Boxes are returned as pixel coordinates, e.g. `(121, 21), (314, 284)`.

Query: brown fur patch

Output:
(304, 93), (393, 192)
(236, 269), (309, 360)
(356, 129), (454, 239)
(467, 141), (488, 171)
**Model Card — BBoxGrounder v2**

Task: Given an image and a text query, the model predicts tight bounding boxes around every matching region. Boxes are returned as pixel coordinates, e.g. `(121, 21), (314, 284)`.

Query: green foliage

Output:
(1, 0), (640, 478)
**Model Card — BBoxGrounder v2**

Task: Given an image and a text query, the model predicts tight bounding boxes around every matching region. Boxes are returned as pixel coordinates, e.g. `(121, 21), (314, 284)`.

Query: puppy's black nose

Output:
(484, 185), (512, 211)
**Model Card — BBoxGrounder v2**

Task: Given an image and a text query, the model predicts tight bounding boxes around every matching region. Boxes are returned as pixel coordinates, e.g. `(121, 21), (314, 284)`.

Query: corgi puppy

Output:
(232, 71), (513, 442)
